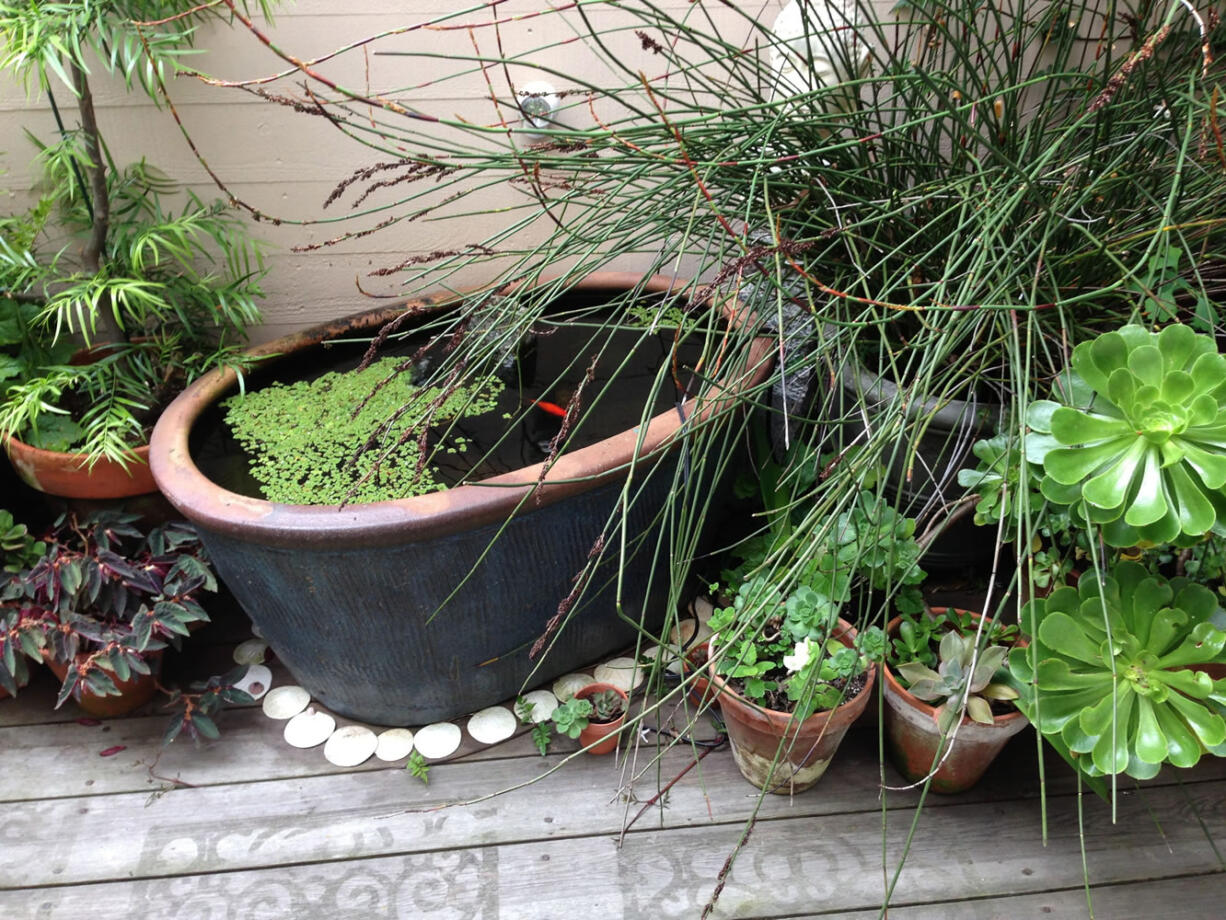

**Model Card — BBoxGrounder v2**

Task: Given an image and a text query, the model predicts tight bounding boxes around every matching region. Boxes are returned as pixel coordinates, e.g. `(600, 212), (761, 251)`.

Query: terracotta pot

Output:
(574, 682), (628, 755)
(708, 619), (874, 794)
(682, 641), (712, 708)
(43, 650), (161, 718)
(883, 609), (1029, 794)
(4, 435), (157, 499)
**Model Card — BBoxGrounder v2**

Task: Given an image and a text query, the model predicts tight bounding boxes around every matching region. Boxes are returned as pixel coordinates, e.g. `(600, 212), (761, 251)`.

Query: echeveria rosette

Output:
(1010, 561), (1226, 781)
(1026, 324), (1226, 547)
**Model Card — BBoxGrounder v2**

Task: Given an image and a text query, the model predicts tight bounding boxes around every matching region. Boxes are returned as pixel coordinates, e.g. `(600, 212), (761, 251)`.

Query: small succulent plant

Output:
(550, 697), (594, 739)
(587, 689), (625, 722)
(896, 631), (1018, 733)
(1011, 560), (1226, 780)
(1026, 324), (1226, 547)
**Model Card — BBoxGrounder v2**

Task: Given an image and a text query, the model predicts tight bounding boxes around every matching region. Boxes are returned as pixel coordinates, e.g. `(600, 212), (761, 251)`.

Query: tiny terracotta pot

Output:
(574, 682), (629, 755)
(4, 435), (157, 499)
(883, 609), (1029, 794)
(43, 649), (161, 718)
(682, 641), (712, 708)
(708, 619), (874, 795)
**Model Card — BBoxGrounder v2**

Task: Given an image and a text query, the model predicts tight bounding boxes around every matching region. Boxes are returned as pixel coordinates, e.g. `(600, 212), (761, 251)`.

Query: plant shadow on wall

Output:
(159, 0), (1226, 912)
(0, 1), (273, 496)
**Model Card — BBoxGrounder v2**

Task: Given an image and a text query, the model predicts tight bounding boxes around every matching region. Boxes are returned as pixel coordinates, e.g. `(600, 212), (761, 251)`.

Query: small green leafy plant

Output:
(0, 509), (44, 573)
(1012, 561), (1226, 780)
(708, 575), (883, 720)
(516, 695), (553, 756)
(406, 750), (430, 784)
(223, 356), (504, 504)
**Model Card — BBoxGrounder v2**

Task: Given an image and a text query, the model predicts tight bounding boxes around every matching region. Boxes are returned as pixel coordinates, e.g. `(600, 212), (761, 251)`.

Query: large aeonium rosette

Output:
(1026, 324), (1226, 546)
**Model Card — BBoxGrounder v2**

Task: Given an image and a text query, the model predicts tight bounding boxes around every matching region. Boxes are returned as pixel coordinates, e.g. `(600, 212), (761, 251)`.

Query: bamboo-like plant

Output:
(0, 2), (273, 466)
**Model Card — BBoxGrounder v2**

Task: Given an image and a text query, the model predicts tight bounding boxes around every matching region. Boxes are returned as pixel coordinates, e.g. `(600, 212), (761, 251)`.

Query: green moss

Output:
(222, 356), (503, 504)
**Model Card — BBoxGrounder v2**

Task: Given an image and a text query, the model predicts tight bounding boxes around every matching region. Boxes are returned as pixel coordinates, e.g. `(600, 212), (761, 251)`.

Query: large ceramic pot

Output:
(150, 273), (771, 726)
(707, 619), (874, 794)
(882, 609), (1028, 794)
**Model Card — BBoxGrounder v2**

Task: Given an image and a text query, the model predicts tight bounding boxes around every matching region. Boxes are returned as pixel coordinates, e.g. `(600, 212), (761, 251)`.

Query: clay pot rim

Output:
(149, 271), (775, 549)
(573, 681), (629, 723)
(884, 607), (1027, 729)
(706, 617), (876, 727)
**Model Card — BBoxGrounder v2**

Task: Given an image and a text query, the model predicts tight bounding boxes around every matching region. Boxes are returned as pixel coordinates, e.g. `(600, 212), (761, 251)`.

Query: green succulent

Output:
(956, 435), (1046, 532)
(1011, 561), (1226, 780)
(1026, 324), (1226, 547)
(896, 631), (1018, 733)
(550, 697), (593, 739)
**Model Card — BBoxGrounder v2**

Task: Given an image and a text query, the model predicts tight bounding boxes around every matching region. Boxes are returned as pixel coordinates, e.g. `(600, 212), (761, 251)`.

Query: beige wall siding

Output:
(1, 1), (787, 342)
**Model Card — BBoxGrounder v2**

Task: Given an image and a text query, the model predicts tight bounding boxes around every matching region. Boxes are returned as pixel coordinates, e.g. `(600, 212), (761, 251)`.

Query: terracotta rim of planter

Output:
(883, 608), (1028, 730)
(42, 649), (161, 719)
(4, 436), (156, 499)
(150, 272), (774, 549)
(706, 618), (875, 729)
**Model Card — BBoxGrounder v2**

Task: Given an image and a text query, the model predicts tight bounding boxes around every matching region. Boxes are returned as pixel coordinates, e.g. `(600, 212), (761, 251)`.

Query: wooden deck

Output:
(2, 653), (1224, 919)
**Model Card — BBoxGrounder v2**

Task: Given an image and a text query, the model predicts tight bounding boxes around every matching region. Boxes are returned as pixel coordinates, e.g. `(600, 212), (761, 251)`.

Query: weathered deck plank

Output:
(1, 777), (1221, 919)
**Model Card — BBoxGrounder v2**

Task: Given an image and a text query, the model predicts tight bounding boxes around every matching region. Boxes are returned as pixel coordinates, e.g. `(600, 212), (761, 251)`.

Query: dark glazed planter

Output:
(150, 273), (771, 725)
(883, 610), (1028, 793)
(838, 363), (1001, 569)
(708, 619), (874, 794)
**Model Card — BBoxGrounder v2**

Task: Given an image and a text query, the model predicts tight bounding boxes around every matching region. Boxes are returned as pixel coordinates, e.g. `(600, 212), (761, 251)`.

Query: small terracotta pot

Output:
(682, 641), (712, 708)
(43, 649), (161, 718)
(574, 682), (628, 755)
(708, 619), (874, 794)
(5, 435), (157, 499)
(883, 609), (1029, 794)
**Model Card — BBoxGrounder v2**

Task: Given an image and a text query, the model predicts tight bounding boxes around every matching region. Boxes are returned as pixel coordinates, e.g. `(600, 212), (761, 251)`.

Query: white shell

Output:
(375, 728), (416, 762)
(414, 722), (462, 760)
(691, 596), (715, 625)
(594, 657), (644, 692)
(233, 639), (268, 665)
(233, 664), (273, 701)
(283, 707), (335, 748)
(641, 644), (683, 676)
(251, 623), (264, 639)
(324, 725), (378, 767)
(552, 672), (594, 702)
(467, 706), (517, 745)
(262, 685), (310, 720)
(518, 689), (558, 723)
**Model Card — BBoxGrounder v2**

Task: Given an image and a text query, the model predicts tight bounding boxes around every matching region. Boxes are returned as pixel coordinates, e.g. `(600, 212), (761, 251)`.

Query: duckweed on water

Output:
(222, 357), (504, 504)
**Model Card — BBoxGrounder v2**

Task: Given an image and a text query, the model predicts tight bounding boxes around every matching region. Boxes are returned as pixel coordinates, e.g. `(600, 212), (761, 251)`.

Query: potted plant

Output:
(958, 323), (1226, 786)
(0, 1), (269, 498)
(882, 607), (1026, 793)
(706, 575), (882, 794)
(149, 272), (774, 726)
(1011, 562), (1226, 781)
(550, 682), (629, 756)
(0, 510), (221, 720)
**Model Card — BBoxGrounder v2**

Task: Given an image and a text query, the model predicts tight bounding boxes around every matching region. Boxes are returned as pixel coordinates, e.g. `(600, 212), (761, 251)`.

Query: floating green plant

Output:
(223, 357), (503, 504)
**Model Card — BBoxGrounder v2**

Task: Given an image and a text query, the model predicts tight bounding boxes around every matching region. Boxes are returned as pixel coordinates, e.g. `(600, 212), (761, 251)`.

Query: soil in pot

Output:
(708, 619), (874, 794)
(883, 609), (1028, 794)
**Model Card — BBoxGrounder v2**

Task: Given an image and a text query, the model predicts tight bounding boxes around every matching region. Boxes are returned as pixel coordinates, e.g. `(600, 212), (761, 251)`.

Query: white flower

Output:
(783, 638), (815, 673)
